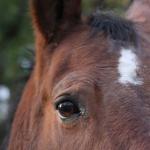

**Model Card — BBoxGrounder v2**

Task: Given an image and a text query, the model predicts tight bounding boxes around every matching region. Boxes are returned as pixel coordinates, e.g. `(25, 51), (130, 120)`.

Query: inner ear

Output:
(30, 0), (81, 43)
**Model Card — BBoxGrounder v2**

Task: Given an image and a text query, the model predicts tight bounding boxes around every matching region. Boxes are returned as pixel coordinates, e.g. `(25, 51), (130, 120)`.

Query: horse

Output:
(8, 0), (150, 149)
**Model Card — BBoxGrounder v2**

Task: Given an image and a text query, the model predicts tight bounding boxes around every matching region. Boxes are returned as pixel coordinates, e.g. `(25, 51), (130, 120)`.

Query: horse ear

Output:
(30, 0), (81, 42)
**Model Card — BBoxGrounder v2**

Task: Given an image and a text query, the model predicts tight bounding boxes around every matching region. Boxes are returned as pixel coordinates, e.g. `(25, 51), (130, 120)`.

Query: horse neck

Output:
(8, 74), (41, 150)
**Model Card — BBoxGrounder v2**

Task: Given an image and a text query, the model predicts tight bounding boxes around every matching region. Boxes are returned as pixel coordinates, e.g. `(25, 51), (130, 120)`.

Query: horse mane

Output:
(88, 12), (138, 47)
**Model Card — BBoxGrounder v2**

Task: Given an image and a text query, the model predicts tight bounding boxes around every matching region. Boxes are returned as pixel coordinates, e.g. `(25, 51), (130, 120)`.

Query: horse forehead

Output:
(51, 28), (144, 87)
(55, 45), (144, 87)
(52, 36), (109, 71)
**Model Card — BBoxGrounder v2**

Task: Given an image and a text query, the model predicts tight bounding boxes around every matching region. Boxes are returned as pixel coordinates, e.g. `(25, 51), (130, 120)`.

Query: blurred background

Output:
(0, 0), (131, 149)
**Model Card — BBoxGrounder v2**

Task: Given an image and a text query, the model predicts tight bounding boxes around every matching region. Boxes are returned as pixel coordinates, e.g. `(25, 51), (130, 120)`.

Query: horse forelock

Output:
(88, 11), (138, 47)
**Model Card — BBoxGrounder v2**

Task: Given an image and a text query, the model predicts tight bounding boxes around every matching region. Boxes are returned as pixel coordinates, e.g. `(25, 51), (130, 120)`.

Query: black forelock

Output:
(88, 11), (138, 46)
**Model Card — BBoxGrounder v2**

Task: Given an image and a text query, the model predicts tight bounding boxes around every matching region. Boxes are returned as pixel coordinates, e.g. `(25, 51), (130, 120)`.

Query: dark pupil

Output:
(57, 101), (79, 118)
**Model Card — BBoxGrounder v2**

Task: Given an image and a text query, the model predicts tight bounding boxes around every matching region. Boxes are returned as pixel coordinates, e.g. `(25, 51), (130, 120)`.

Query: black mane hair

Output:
(88, 11), (138, 46)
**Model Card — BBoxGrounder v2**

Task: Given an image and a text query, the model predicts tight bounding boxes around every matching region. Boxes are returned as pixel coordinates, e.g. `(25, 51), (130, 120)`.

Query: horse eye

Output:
(56, 100), (80, 119)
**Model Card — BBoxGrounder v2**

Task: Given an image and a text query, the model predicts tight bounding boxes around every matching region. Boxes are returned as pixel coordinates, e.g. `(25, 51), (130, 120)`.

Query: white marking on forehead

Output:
(118, 48), (143, 85)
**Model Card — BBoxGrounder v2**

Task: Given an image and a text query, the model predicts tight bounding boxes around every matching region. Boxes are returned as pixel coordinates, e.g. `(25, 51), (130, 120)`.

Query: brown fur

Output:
(8, 0), (150, 149)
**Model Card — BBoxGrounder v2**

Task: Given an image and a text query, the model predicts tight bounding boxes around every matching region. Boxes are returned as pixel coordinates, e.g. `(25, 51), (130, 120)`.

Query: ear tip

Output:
(30, 0), (82, 41)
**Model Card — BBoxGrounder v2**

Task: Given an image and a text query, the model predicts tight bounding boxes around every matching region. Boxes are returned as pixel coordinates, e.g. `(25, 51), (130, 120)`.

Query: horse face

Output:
(8, 0), (150, 150)
(36, 23), (149, 149)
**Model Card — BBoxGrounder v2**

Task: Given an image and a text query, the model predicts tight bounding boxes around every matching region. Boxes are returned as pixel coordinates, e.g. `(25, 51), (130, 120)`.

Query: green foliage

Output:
(83, 0), (130, 13)
(0, 0), (34, 85)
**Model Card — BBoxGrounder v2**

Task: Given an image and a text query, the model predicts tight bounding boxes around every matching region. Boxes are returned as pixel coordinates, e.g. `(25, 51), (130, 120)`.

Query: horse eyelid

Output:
(54, 95), (79, 109)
